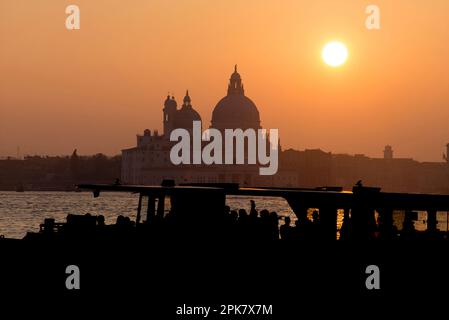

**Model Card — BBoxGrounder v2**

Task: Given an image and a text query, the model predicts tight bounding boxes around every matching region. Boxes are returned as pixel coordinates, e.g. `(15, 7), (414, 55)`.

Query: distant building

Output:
(383, 145), (393, 160)
(121, 67), (295, 187)
(0, 153), (121, 191)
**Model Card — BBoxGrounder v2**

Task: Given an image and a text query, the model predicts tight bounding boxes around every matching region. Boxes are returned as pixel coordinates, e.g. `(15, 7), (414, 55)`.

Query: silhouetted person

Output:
(280, 216), (293, 240)
(116, 215), (125, 225)
(248, 202), (259, 239)
(116, 215), (134, 233)
(124, 216), (133, 226)
(401, 211), (417, 240)
(294, 208), (312, 240)
(424, 210), (442, 240)
(259, 209), (271, 240)
(339, 209), (352, 240)
(97, 215), (105, 227)
(238, 209), (249, 240)
(250, 200), (257, 216)
(310, 210), (321, 239)
(230, 210), (238, 221)
(229, 210), (239, 235)
(269, 211), (279, 240)
(238, 208), (248, 220)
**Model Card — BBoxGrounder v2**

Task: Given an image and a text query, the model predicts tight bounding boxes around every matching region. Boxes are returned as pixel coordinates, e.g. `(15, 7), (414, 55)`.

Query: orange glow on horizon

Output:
(1, 0), (449, 161)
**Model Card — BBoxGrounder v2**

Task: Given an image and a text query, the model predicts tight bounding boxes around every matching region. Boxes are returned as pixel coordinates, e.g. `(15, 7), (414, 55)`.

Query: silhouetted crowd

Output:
(32, 199), (447, 241)
(222, 200), (281, 241)
(143, 200), (325, 241)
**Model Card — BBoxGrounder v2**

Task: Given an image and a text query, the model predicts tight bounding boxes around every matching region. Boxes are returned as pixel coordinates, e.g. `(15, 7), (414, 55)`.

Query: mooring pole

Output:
(136, 193), (142, 224)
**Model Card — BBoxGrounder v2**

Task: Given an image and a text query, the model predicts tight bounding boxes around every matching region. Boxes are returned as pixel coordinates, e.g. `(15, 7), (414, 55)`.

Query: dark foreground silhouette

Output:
(1, 183), (448, 314)
(15, 182), (448, 243)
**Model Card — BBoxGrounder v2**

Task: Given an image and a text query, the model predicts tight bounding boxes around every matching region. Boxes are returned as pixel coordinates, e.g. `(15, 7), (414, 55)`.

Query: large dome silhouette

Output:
(211, 66), (261, 130)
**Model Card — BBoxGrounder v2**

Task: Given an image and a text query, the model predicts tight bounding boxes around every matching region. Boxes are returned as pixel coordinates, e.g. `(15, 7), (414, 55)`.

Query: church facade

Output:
(121, 67), (297, 187)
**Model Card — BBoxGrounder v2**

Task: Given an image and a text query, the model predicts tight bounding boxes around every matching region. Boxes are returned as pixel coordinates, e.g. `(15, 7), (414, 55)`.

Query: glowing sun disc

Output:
(322, 41), (348, 67)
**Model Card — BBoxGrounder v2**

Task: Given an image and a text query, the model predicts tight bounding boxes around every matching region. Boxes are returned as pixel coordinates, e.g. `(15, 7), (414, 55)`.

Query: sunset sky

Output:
(1, 0), (449, 161)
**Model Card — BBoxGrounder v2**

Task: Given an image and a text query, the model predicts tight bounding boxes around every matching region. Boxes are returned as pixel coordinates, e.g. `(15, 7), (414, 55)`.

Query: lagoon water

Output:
(0, 191), (296, 239)
(0, 191), (446, 239)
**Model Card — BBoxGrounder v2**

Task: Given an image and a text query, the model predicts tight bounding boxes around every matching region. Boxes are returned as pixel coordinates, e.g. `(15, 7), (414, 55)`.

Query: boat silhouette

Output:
(18, 181), (449, 242)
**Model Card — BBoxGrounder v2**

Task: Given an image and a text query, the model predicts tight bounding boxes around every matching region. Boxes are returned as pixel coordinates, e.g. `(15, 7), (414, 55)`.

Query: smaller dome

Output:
(174, 106), (201, 129)
(177, 106), (201, 121)
(173, 91), (202, 129)
(179, 90), (199, 120)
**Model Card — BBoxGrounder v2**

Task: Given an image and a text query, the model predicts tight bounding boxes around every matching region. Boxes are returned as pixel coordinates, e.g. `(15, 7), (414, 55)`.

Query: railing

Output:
(76, 183), (449, 240)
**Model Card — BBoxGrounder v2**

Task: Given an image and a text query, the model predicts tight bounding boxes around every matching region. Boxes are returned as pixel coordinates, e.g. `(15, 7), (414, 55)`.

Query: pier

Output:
(38, 182), (447, 242)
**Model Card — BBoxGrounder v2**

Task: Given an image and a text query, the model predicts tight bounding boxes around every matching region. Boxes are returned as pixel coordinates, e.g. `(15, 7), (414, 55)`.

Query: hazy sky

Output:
(1, 0), (449, 161)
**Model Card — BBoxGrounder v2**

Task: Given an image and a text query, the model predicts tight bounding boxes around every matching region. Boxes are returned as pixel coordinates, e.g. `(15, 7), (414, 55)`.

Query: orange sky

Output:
(1, 0), (449, 161)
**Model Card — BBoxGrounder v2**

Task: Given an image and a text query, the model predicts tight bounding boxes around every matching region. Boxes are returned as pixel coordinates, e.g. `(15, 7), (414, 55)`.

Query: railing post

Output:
(136, 193), (142, 224)
(157, 195), (165, 217)
(319, 206), (338, 240)
(427, 209), (438, 232)
(351, 186), (380, 240)
(147, 195), (155, 222)
(377, 208), (395, 239)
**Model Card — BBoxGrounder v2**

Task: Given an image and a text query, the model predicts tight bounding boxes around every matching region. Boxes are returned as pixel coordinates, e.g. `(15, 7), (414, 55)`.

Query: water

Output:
(0, 191), (137, 239)
(0, 192), (447, 239)
(0, 192), (296, 239)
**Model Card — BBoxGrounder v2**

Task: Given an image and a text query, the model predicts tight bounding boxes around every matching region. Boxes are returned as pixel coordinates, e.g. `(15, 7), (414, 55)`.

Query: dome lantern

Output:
(228, 65), (244, 95)
(211, 66), (261, 131)
(183, 90), (191, 107)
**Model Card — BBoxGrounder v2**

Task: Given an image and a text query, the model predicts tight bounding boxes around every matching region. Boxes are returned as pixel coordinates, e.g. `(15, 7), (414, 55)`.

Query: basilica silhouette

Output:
(121, 66), (286, 186)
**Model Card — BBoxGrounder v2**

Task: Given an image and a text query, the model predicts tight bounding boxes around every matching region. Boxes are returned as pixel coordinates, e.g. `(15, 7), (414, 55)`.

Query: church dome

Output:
(211, 66), (261, 130)
(177, 106), (201, 122)
(212, 95), (260, 129)
(173, 90), (201, 129)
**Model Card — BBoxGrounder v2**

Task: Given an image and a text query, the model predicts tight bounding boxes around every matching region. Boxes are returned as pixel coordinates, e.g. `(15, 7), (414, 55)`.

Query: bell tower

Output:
(163, 95), (177, 136)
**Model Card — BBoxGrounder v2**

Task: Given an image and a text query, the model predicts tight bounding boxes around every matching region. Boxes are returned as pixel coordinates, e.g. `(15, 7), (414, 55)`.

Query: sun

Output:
(322, 41), (348, 67)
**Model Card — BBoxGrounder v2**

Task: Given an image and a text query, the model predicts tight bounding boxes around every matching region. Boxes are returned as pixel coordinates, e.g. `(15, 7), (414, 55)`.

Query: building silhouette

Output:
(121, 66), (291, 186)
(383, 145), (393, 160)
(120, 66), (449, 192)
(163, 91), (202, 136)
